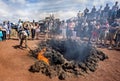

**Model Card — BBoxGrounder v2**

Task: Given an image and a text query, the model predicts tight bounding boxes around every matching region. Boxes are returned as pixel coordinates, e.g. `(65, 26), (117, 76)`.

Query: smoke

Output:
(48, 39), (92, 62)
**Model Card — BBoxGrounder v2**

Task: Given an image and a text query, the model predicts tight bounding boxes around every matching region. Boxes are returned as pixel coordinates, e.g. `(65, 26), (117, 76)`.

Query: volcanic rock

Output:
(29, 39), (108, 80)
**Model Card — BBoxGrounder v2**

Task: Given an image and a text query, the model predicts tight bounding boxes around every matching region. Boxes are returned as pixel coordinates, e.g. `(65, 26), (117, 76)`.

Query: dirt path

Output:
(0, 38), (120, 81)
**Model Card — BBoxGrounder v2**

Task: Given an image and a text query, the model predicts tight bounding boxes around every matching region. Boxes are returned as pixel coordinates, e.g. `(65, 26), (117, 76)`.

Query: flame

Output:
(37, 47), (49, 65)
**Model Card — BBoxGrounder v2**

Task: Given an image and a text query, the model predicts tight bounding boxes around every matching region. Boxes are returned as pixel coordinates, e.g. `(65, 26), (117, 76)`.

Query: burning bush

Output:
(29, 39), (108, 80)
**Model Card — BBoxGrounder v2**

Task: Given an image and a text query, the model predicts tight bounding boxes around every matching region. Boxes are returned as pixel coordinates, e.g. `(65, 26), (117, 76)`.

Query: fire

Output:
(37, 47), (49, 65)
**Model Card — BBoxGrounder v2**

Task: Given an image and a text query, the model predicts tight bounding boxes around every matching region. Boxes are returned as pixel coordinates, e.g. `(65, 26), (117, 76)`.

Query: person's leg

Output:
(109, 33), (112, 45)
(19, 33), (24, 47)
(25, 36), (27, 48)
(31, 29), (35, 40)
(33, 29), (36, 39)
(104, 36), (107, 46)
(6, 30), (9, 39)
(36, 32), (39, 39)
(66, 29), (69, 39)
(102, 31), (106, 45)
(108, 32), (114, 49)
(64, 29), (66, 39)
(6, 34), (9, 39)
(20, 38), (23, 47)
(45, 32), (48, 41)
(104, 31), (109, 46)
(115, 34), (118, 47)
(9, 30), (11, 39)
(31, 29), (33, 39)
(96, 33), (99, 44)
(90, 32), (94, 42)
(2, 31), (6, 40)
(2, 31), (4, 40)
(27, 30), (30, 39)
(88, 31), (92, 42)
(93, 32), (96, 42)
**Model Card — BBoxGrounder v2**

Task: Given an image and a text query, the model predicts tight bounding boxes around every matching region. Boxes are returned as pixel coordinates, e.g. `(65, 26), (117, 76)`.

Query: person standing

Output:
(61, 20), (67, 39)
(90, 21), (100, 43)
(91, 6), (97, 19)
(111, 1), (119, 19)
(31, 23), (36, 40)
(19, 23), (30, 48)
(97, 6), (102, 20)
(3, 21), (9, 40)
(17, 19), (23, 32)
(19, 28), (28, 48)
(17, 19), (23, 40)
(108, 19), (119, 49)
(35, 23), (40, 40)
(84, 8), (89, 20)
(103, 3), (110, 19)
(0, 27), (3, 41)
(99, 21), (109, 46)
(116, 8), (120, 18)
(7, 21), (11, 39)
(1, 22), (6, 41)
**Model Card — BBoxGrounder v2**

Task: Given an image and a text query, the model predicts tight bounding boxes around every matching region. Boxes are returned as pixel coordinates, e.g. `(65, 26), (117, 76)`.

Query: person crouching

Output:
(19, 28), (28, 48)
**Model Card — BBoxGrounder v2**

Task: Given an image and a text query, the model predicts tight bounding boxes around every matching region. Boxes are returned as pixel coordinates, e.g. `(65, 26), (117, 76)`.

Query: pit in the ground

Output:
(29, 39), (108, 80)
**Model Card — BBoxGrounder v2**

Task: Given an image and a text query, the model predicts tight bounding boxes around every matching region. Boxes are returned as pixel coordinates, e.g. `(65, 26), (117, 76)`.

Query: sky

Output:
(0, 0), (119, 23)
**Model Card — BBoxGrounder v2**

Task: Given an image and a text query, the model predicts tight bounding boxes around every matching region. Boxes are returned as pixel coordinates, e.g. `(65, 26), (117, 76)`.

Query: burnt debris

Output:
(29, 39), (108, 80)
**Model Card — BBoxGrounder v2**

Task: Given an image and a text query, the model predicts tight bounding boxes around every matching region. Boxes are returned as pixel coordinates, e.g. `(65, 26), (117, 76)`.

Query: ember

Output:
(37, 47), (49, 65)
(29, 39), (108, 80)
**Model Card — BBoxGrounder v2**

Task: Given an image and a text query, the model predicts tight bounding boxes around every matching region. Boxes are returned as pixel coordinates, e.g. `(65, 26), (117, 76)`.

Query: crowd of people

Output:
(0, 1), (120, 49)
(0, 21), (11, 40)
(0, 19), (41, 48)
(59, 1), (120, 49)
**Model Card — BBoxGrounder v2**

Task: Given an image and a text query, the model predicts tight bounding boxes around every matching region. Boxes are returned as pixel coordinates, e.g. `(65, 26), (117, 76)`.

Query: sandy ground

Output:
(0, 36), (120, 81)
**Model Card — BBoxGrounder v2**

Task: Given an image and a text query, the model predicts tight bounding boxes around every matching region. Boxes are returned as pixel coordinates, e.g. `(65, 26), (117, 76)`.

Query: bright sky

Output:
(0, 0), (119, 22)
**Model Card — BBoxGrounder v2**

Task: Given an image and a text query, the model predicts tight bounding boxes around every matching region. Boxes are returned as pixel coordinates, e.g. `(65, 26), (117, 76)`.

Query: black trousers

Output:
(2, 31), (6, 40)
(31, 29), (36, 39)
